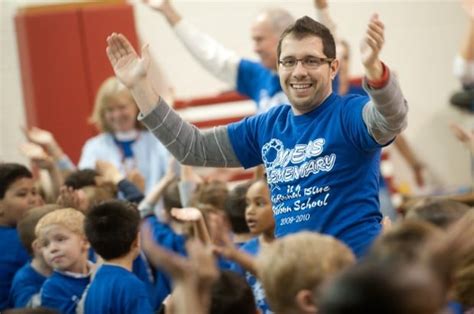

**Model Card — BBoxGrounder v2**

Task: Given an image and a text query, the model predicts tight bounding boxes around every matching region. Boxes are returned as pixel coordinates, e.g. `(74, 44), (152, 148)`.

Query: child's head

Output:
(224, 182), (251, 234)
(405, 198), (471, 229)
(367, 220), (443, 265)
(35, 208), (89, 273)
(85, 200), (140, 261)
(0, 163), (41, 226)
(192, 180), (229, 211)
(210, 270), (258, 314)
(17, 204), (61, 256)
(64, 169), (99, 190)
(245, 179), (274, 236)
(256, 232), (355, 314)
(318, 262), (445, 314)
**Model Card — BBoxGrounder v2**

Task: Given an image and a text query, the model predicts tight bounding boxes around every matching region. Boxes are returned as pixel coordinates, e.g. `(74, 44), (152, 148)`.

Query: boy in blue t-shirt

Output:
(36, 208), (92, 314)
(0, 163), (42, 310)
(9, 204), (60, 308)
(83, 200), (153, 314)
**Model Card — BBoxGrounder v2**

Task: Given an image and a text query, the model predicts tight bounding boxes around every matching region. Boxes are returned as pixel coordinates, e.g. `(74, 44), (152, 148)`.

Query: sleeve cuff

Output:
(366, 62), (390, 89)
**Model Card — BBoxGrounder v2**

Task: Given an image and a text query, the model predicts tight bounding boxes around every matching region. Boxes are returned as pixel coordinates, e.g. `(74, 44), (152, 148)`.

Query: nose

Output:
(291, 61), (308, 79)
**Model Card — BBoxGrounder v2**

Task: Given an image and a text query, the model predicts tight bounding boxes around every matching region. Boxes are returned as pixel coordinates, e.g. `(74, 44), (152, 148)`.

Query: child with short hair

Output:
(215, 178), (275, 314)
(9, 204), (60, 308)
(0, 163), (42, 310)
(256, 232), (355, 314)
(83, 200), (153, 314)
(36, 208), (91, 314)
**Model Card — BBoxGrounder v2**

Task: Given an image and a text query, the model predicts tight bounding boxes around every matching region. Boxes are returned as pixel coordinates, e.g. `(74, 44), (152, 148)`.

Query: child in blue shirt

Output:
(0, 163), (42, 310)
(36, 208), (92, 314)
(217, 178), (275, 314)
(83, 200), (153, 314)
(9, 204), (60, 308)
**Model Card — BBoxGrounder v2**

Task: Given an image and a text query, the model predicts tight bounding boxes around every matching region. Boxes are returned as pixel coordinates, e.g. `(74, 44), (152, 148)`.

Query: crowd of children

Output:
(1, 0), (473, 313)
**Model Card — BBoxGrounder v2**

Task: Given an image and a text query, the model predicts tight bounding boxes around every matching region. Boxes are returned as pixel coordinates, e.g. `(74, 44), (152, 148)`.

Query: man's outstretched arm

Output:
(144, 0), (240, 87)
(106, 33), (241, 167)
(359, 14), (408, 145)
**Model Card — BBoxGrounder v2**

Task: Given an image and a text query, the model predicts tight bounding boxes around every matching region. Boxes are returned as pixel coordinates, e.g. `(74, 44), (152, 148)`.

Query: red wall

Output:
(15, 3), (138, 163)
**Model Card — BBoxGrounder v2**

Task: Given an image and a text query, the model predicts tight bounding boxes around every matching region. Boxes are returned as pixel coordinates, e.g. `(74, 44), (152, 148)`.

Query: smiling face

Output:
(39, 224), (89, 273)
(245, 180), (275, 236)
(103, 93), (138, 133)
(278, 34), (339, 115)
(0, 177), (42, 227)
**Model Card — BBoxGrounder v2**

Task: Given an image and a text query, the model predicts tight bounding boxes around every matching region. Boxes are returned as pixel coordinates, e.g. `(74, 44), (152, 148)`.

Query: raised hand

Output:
(450, 123), (474, 153)
(171, 207), (203, 222)
(314, 0), (328, 10)
(463, 0), (474, 19)
(361, 14), (384, 80)
(143, 0), (182, 26)
(19, 142), (53, 169)
(23, 126), (55, 147)
(106, 33), (150, 88)
(95, 160), (124, 184)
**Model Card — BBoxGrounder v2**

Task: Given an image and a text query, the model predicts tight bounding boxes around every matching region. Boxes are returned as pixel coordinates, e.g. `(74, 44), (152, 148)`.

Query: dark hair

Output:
(405, 198), (471, 229)
(192, 181), (229, 211)
(0, 163), (33, 199)
(85, 200), (140, 260)
(64, 169), (98, 189)
(163, 178), (182, 212)
(224, 182), (251, 234)
(17, 204), (61, 255)
(277, 16), (336, 61)
(318, 262), (444, 314)
(210, 271), (257, 314)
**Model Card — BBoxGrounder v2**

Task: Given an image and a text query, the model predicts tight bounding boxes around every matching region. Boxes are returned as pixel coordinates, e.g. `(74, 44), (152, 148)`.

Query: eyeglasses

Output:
(278, 56), (334, 70)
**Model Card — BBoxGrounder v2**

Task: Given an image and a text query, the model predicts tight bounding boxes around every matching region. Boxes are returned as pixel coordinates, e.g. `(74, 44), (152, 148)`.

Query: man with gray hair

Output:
(145, 0), (294, 112)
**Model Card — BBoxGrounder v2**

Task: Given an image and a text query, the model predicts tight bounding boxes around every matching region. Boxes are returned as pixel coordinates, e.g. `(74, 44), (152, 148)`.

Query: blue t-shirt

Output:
(144, 216), (187, 305)
(9, 262), (47, 308)
(0, 226), (29, 310)
(237, 60), (288, 113)
(232, 238), (273, 314)
(227, 93), (383, 257)
(40, 270), (90, 314)
(84, 264), (153, 314)
(132, 252), (160, 310)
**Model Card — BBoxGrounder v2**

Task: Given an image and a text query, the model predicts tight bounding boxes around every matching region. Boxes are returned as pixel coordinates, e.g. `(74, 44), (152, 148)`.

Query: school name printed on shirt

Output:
(261, 138), (336, 227)
(261, 138), (336, 185)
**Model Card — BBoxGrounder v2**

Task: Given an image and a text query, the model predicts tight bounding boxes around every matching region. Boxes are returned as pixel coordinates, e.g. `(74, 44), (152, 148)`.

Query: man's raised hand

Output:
(361, 14), (385, 80)
(106, 33), (150, 88)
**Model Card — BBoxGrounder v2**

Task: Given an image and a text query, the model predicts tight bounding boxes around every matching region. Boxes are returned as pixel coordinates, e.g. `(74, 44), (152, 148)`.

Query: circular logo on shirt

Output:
(262, 138), (283, 169)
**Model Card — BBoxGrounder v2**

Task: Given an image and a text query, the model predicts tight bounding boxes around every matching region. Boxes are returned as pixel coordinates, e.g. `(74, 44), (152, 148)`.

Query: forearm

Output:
(315, 6), (338, 39)
(362, 67), (408, 145)
(173, 20), (240, 86)
(139, 97), (241, 168)
(460, 19), (474, 61)
(393, 136), (421, 169)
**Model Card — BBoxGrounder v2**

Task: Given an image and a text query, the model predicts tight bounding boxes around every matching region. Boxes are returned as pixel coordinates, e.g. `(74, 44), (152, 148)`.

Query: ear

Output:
(295, 289), (318, 314)
(32, 239), (42, 255)
(330, 59), (340, 80)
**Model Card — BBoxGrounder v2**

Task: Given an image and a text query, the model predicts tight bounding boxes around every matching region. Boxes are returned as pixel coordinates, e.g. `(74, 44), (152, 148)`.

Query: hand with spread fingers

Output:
(106, 33), (150, 88)
(361, 14), (385, 81)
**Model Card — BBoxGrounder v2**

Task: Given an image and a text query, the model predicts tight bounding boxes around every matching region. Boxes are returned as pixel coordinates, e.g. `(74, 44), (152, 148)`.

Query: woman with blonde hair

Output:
(78, 77), (169, 193)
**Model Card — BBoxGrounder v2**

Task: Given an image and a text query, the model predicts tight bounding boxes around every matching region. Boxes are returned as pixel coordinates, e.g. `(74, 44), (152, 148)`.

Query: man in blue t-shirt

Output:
(145, 0), (293, 113)
(105, 13), (408, 257)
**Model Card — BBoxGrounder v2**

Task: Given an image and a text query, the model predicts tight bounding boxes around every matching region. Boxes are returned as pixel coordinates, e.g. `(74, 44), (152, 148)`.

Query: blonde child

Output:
(36, 208), (92, 314)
